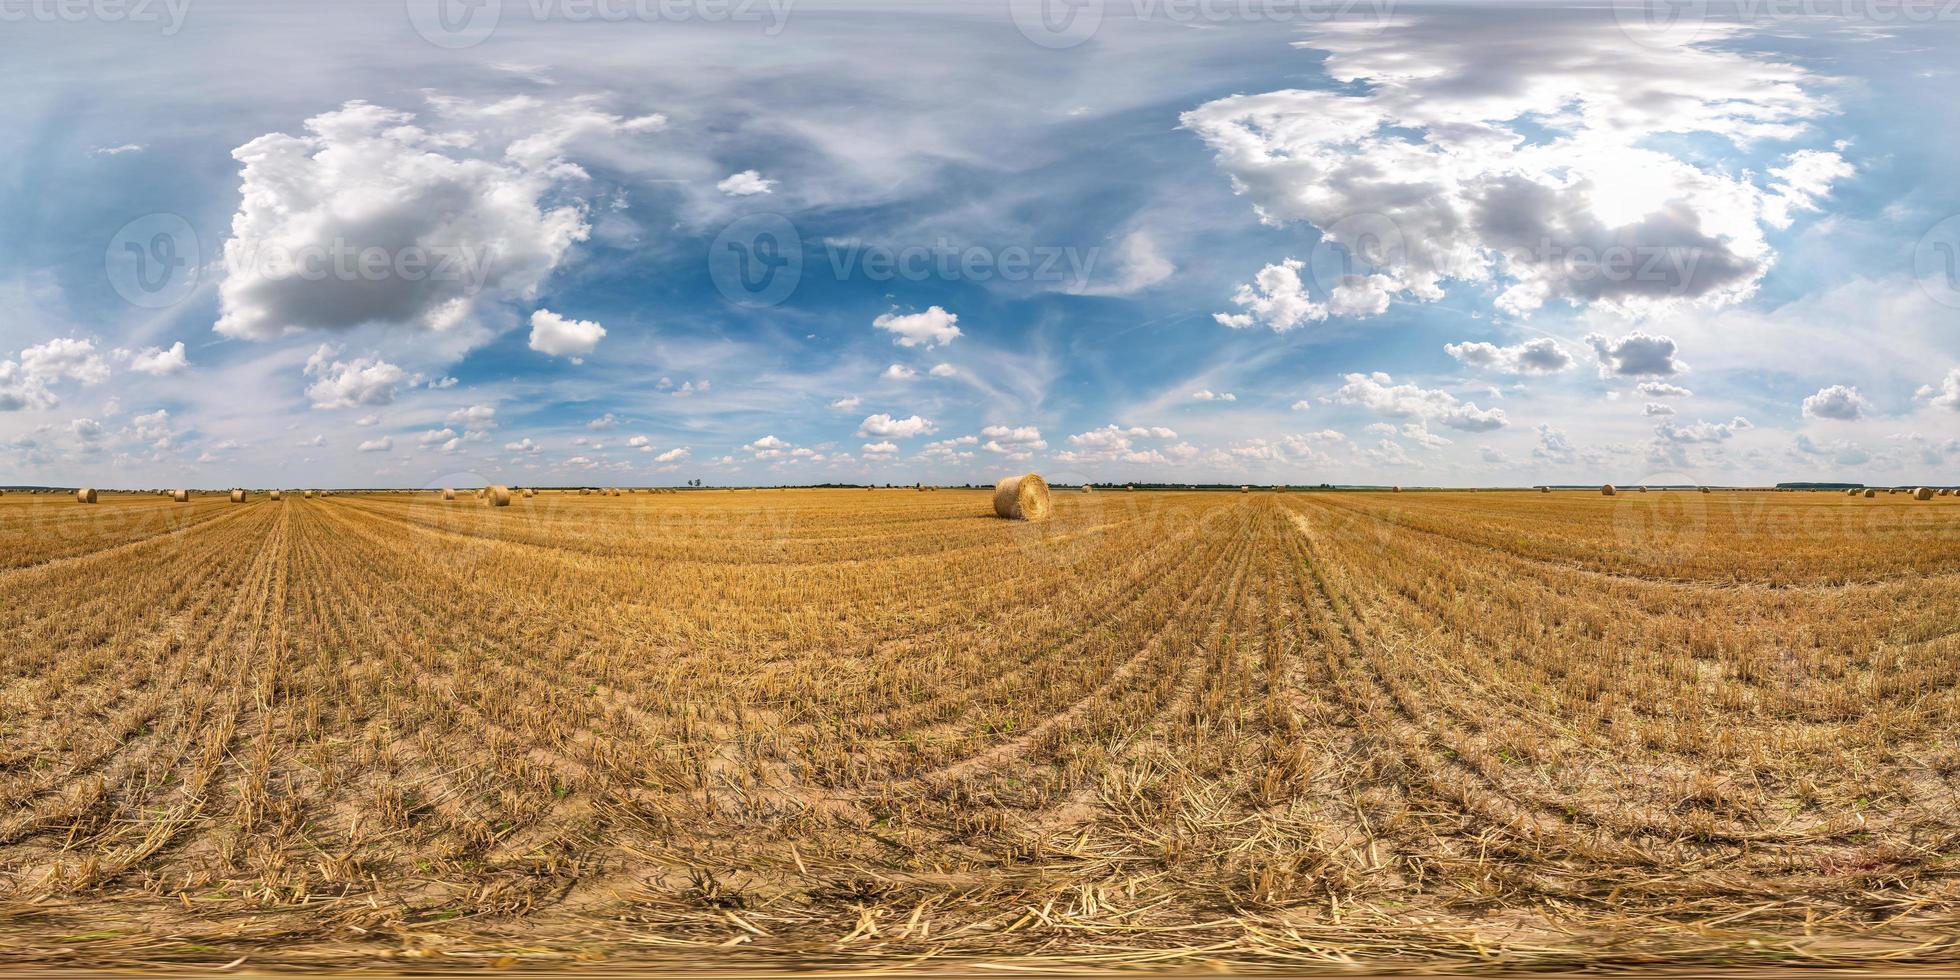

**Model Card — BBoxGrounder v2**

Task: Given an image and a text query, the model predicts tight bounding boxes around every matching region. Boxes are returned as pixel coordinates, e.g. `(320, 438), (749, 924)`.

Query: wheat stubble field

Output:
(4, 488), (1960, 973)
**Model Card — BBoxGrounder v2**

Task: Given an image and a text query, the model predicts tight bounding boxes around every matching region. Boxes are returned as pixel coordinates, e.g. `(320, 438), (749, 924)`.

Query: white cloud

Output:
(1214, 257), (1393, 331)
(358, 436), (393, 452)
(1764, 150), (1856, 228)
(1076, 230), (1175, 296)
(303, 345), (406, 409)
(980, 424), (1046, 458)
(528, 309), (606, 358)
(1290, 399), (1312, 411)
(627, 435), (650, 449)
(215, 100), (615, 342)
(654, 446), (689, 463)
(0, 360), (56, 411)
(21, 338), (109, 386)
(1444, 338), (1573, 375)
(1643, 402), (1676, 417)
(861, 440), (898, 456)
(1588, 332), (1687, 377)
(355, 414), (381, 426)
(1801, 384), (1869, 421)
(1331, 372), (1508, 431)
(1657, 416), (1753, 444)
(1190, 389), (1237, 402)
(858, 413), (937, 438)
(1917, 368), (1960, 412)
(446, 404), (497, 427)
(1533, 424), (1576, 464)
(1181, 12), (1840, 319)
(882, 363), (917, 380)
(715, 169), (776, 196)
(89, 143), (145, 157)
(873, 306), (962, 348)
(828, 395), (862, 412)
(928, 363), (956, 378)
(505, 437), (542, 454)
(587, 413), (619, 430)
(1637, 381), (1693, 398)
(119, 341), (190, 376)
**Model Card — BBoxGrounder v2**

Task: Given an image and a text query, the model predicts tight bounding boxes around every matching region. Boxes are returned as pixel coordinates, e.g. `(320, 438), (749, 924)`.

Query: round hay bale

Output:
(1863, 488), (1877, 498)
(1125, 485), (1135, 491)
(1914, 486), (1934, 501)
(172, 489), (189, 502)
(484, 484), (512, 507)
(303, 489), (314, 499)
(230, 489), (247, 503)
(1539, 486), (1551, 493)
(76, 487), (98, 504)
(1081, 484), (1094, 494)
(269, 490), (282, 501)
(1846, 488), (1860, 496)
(993, 473), (1052, 521)
(442, 488), (456, 500)
(1391, 486), (1402, 493)
(1940, 488), (1952, 497)
(1601, 484), (1616, 496)
(522, 488), (536, 498)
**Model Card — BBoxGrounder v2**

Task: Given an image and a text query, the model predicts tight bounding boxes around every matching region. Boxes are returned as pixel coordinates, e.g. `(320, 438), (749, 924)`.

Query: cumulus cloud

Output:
(1637, 380), (1693, 398)
(1588, 332), (1686, 377)
(587, 413), (619, 430)
(214, 100), (642, 342)
(860, 440), (898, 456)
(873, 306), (961, 348)
(715, 169), (775, 196)
(1057, 423), (1180, 463)
(858, 413), (936, 439)
(1643, 402), (1676, 417)
(1917, 368), (1960, 412)
(1533, 423), (1576, 464)
(1181, 11), (1842, 319)
(21, 338), (109, 386)
(358, 436), (393, 452)
(119, 341), (190, 376)
(0, 360), (56, 412)
(304, 345), (406, 409)
(928, 363), (956, 378)
(1332, 372), (1509, 431)
(1075, 230), (1175, 296)
(528, 309), (606, 358)
(828, 395), (862, 412)
(1801, 384), (1869, 421)
(981, 424), (1047, 458)
(446, 404), (497, 427)
(1215, 256), (1396, 331)
(506, 437), (542, 453)
(1657, 416), (1753, 443)
(1444, 338), (1573, 375)
(654, 446), (689, 463)
(882, 364), (917, 380)
(1190, 389), (1236, 402)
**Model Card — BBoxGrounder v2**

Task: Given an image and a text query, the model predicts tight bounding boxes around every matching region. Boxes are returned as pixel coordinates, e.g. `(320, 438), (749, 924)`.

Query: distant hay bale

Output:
(172, 489), (189, 502)
(1940, 488), (1953, 497)
(1240, 485), (1250, 493)
(1914, 486), (1934, 501)
(522, 488), (536, 498)
(442, 488), (456, 500)
(1601, 484), (1616, 496)
(76, 487), (98, 504)
(1863, 488), (1876, 498)
(1540, 486), (1551, 493)
(269, 490), (282, 501)
(1391, 486), (1402, 493)
(1846, 488), (1860, 496)
(993, 473), (1052, 521)
(1082, 484), (1094, 494)
(230, 489), (246, 503)
(1126, 485), (1135, 491)
(485, 484), (512, 506)
(303, 489), (314, 499)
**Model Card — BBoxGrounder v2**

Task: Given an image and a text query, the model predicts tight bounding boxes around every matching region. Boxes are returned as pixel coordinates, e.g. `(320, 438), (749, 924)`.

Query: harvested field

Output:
(4, 488), (1960, 972)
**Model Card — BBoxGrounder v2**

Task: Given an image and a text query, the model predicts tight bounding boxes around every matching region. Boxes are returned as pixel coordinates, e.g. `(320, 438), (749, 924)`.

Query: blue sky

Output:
(2, 0), (1958, 488)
